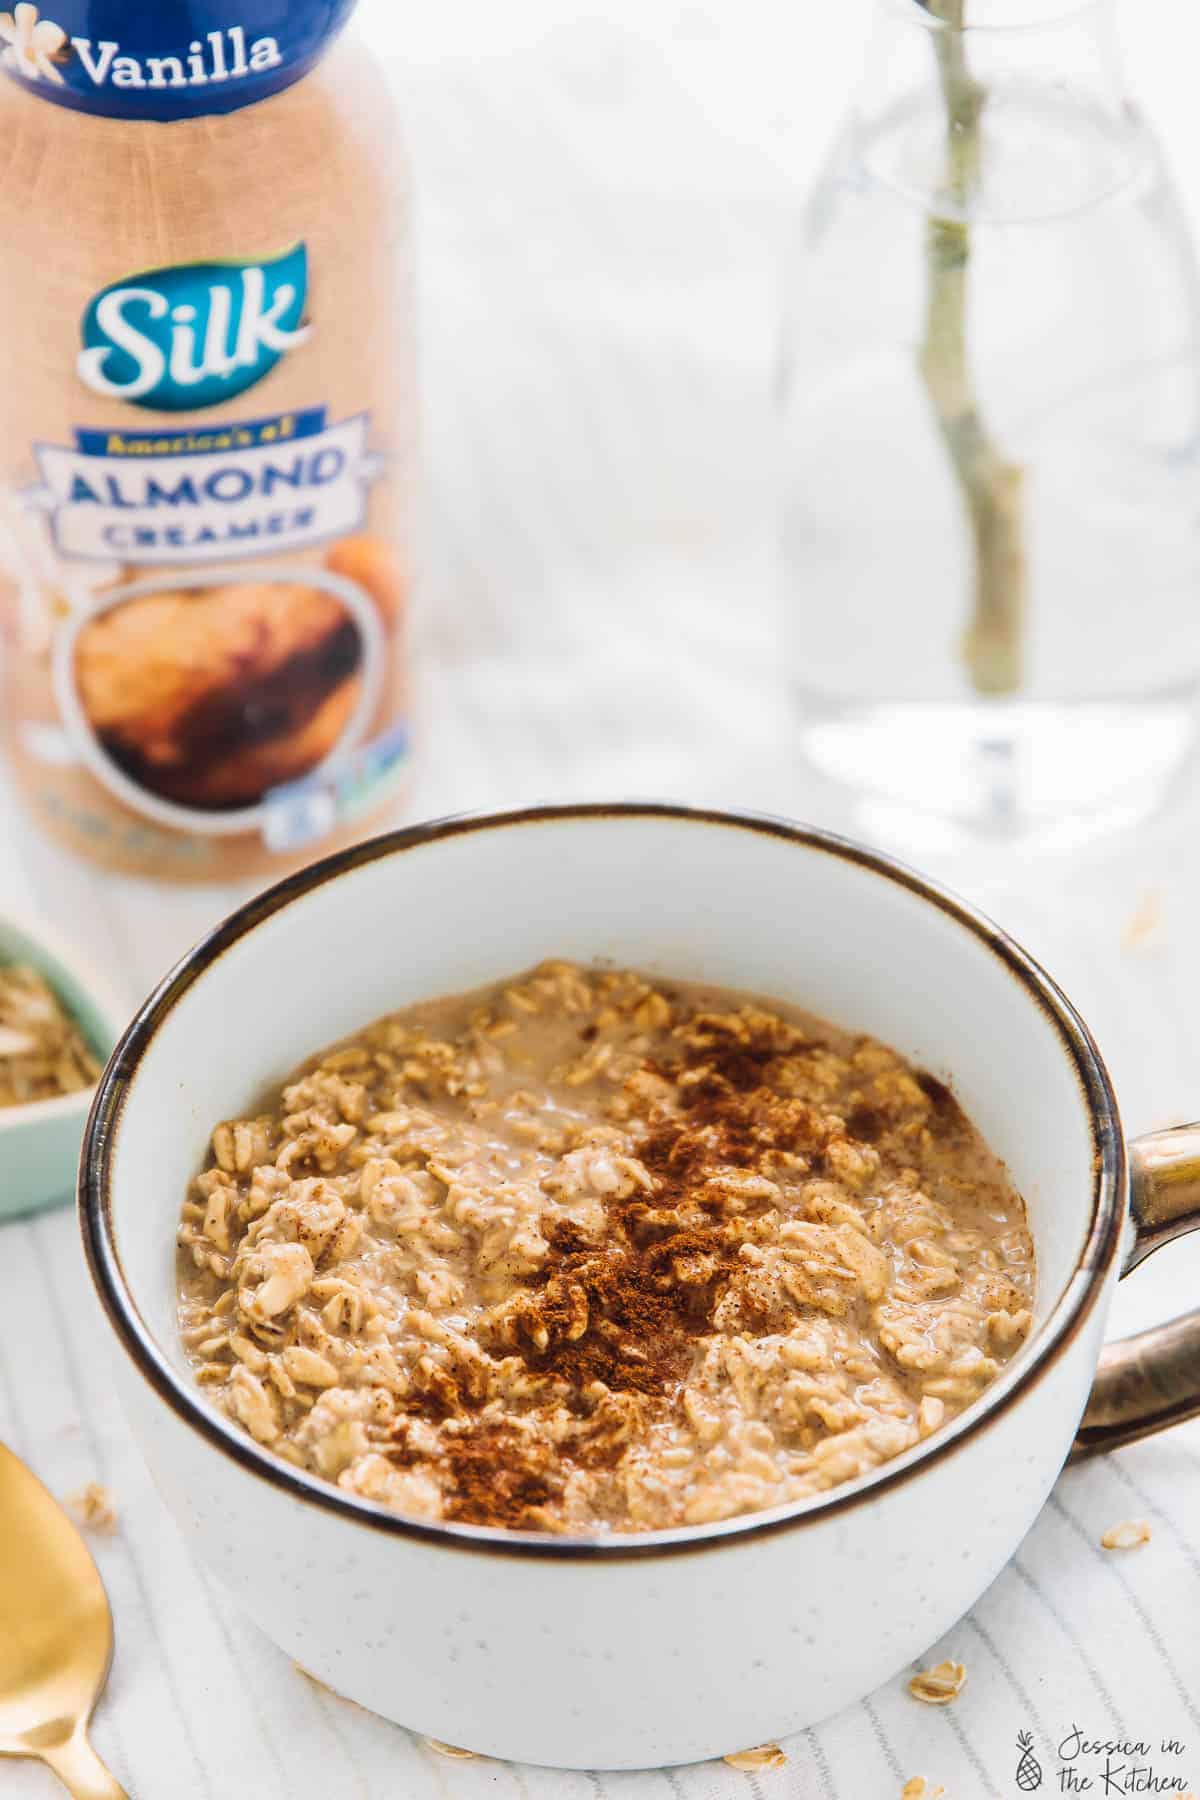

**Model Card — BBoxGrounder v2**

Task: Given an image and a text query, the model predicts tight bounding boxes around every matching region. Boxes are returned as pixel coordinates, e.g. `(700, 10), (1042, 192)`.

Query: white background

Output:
(5, 2), (1200, 1794)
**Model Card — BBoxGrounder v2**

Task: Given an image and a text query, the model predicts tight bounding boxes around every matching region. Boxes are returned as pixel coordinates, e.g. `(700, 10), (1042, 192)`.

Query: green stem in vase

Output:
(918, 0), (1027, 696)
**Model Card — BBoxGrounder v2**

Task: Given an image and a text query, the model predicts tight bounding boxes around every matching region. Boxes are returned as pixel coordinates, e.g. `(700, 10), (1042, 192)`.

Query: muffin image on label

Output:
(50, 554), (388, 837)
(74, 577), (364, 811)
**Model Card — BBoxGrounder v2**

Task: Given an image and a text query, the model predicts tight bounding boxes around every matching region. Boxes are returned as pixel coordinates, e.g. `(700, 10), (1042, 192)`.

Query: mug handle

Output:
(1072, 1123), (1200, 1459)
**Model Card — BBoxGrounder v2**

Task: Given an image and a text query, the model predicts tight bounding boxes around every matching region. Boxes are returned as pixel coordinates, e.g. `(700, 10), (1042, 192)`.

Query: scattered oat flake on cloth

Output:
(294, 1664), (335, 1692)
(722, 1744), (788, 1771)
(63, 1482), (116, 1532)
(1121, 890), (1165, 952)
(424, 1740), (478, 1760)
(1101, 1519), (1152, 1550)
(908, 1660), (967, 1705)
(293, 1665), (368, 1712)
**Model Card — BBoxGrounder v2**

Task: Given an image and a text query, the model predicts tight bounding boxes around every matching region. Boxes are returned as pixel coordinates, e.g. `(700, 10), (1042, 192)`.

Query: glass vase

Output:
(779, 0), (1200, 847)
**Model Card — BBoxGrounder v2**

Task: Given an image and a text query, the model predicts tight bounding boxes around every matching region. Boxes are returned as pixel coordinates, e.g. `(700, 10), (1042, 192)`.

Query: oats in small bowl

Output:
(0, 963), (101, 1108)
(0, 915), (124, 1220)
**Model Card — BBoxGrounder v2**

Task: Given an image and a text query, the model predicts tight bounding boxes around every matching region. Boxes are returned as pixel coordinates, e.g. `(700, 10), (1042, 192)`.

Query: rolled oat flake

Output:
(0, 0), (412, 878)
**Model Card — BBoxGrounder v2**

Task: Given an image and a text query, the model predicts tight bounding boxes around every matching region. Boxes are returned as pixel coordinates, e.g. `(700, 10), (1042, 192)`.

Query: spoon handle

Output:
(40, 1731), (129, 1800)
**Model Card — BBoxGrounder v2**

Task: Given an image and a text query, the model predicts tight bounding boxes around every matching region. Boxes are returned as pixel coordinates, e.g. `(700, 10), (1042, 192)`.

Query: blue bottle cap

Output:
(0, 1), (358, 120)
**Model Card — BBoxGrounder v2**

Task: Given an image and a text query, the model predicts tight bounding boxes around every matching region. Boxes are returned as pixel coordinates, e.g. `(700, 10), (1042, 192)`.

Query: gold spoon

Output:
(0, 1443), (128, 1798)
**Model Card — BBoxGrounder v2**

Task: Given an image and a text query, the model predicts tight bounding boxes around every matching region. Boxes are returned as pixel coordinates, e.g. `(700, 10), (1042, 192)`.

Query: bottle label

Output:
(0, 1), (357, 120)
(0, 229), (410, 875)
(28, 406), (379, 562)
(78, 246), (310, 411)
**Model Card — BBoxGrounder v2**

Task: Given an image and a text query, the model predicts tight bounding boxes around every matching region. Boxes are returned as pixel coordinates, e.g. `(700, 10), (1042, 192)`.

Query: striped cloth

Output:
(5, 2), (1200, 1793)
(5, 1178), (1200, 1796)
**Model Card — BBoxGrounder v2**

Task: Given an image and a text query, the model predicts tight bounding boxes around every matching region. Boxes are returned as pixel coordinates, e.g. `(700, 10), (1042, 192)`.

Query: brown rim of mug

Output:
(78, 802), (1125, 1563)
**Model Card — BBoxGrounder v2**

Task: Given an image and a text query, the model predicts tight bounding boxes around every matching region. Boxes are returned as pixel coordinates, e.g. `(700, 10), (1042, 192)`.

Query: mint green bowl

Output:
(0, 915), (127, 1222)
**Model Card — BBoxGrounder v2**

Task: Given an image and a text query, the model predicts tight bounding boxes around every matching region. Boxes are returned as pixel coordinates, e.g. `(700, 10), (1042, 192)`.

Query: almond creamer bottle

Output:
(0, 0), (412, 878)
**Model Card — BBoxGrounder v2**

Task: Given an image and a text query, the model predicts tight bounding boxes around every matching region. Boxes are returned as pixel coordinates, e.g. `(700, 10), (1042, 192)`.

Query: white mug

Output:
(79, 805), (1200, 1769)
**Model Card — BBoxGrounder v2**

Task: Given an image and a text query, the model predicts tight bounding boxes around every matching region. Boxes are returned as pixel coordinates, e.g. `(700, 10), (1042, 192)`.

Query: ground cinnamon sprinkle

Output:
(494, 1024), (821, 1391)
(441, 1420), (566, 1528)
(514, 1220), (709, 1397)
(179, 959), (1036, 1535)
(431, 1013), (837, 1523)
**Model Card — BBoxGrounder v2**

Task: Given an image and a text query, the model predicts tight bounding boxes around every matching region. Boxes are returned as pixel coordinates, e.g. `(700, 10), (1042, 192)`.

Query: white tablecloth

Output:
(5, 4), (1200, 1793)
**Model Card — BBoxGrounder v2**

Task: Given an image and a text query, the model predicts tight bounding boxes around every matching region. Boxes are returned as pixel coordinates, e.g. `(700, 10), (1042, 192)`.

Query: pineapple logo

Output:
(1015, 1730), (1043, 1791)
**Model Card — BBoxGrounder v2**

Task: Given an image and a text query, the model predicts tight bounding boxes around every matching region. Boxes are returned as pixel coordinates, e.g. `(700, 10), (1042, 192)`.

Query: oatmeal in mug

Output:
(177, 961), (1035, 1532)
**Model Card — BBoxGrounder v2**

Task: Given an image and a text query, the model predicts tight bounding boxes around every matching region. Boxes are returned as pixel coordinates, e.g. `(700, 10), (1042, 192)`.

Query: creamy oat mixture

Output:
(177, 961), (1035, 1533)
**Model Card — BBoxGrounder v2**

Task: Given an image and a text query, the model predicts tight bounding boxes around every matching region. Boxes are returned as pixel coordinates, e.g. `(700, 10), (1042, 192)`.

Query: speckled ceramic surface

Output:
(0, 914), (125, 1221)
